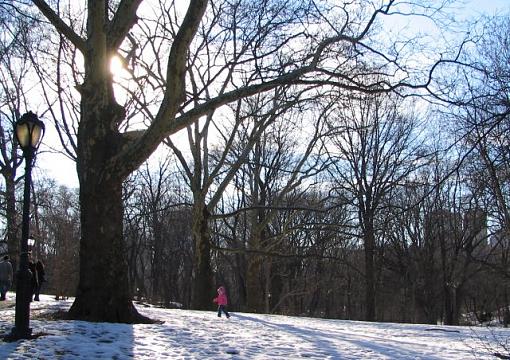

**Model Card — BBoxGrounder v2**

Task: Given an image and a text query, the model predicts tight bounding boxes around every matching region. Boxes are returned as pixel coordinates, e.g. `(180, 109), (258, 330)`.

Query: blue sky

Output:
(468, 0), (510, 16)
(36, 0), (510, 189)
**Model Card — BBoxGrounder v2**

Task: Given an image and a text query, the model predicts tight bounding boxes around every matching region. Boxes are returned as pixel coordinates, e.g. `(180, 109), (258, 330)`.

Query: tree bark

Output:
(191, 204), (213, 310)
(69, 174), (150, 322)
(364, 218), (376, 322)
(67, 29), (150, 320)
(246, 253), (265, 312)
(245, 222), (267, 312)
(151, 212), (164, 303)
(68, 146), (152, 322)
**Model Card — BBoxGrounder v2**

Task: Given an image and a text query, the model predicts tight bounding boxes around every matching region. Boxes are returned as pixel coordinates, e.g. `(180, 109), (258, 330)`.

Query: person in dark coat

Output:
(0, 255), (13, 301)
(33, 260), (45, 301)
(28, 260), (39, 302)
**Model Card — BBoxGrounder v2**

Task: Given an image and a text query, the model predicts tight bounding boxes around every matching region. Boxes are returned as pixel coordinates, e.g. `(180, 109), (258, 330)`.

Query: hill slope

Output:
(0, 294), (508, 359)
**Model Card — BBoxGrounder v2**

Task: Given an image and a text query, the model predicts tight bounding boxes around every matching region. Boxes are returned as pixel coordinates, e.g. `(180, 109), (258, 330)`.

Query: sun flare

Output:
(109, 55), (125, 77)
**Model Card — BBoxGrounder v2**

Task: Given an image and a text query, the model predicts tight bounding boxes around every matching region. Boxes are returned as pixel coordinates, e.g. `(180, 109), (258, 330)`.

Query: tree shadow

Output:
(0, 297), (139, 359)
(234, 313), (447, 359)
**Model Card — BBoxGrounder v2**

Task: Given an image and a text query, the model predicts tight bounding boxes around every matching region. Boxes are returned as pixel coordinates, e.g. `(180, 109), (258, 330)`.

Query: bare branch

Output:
(107, 0), (143, 50)
(31, 0), (86, 53)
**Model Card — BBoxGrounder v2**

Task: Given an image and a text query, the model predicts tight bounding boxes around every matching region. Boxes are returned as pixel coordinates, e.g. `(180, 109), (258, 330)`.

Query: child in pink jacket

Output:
(213, 286), (230, 318)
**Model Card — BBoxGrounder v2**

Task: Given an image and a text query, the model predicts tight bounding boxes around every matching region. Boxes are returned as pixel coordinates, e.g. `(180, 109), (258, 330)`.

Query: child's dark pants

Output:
(218, 305), (230, 318)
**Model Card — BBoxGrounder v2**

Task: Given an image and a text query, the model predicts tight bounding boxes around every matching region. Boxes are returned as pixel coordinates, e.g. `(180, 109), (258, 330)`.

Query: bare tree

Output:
(123, 159), (193, 307)
(326, 91), (424, 321)
(166, 85), (311, 309)
(0, 7), (44, 263)
(220, 99), (329, 313)
(449, 13), (510, 327)
(15, 0), (462, 322)
(34, 179), (80, 299)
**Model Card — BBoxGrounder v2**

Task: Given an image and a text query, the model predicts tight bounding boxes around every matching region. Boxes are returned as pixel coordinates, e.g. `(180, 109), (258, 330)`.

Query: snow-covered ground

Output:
(0, 293), (509, 359)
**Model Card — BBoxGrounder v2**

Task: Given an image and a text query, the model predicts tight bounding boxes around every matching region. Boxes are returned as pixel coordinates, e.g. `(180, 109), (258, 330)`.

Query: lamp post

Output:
(10, 111), (44, 340)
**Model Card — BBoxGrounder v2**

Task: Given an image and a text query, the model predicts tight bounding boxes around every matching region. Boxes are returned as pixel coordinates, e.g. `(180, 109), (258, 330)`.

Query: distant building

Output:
(424, 209), (462, 248)
(489, 229), (510, 250)
(424, 208), (487, 251)
(463, 209), (488, 252)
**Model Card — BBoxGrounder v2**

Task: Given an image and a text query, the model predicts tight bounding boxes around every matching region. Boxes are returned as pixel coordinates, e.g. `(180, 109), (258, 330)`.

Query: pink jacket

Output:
(213, 286), (228, 305)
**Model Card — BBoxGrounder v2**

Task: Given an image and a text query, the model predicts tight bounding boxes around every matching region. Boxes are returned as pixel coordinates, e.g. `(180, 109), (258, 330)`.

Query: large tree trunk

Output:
(31, 0), (206, 323)
(68, 175), (149, 323)
(443, 284), (463, 326)
(245, 254), (264, 312)
(68, 46), (150, 321)
(245, 229), (265, 313)
(364, 219), (376, 322)
(245, 164), (266, 313)
(443, 283), (454, 325)
(151, 213), (164, 303)
(191, 204), (213, 310)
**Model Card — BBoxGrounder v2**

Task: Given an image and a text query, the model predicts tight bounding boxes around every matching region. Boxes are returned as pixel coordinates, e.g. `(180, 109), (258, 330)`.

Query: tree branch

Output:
(31, 0), (86, 53)
(114, 0), (209, 178)
(108, 0), (142, 50)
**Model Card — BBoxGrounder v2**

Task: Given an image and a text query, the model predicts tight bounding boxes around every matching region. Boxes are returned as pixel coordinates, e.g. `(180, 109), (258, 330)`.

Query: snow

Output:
(0, 293), (509, 359)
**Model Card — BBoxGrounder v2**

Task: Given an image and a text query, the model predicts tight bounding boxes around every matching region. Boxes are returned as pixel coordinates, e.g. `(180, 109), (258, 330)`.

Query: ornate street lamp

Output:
(27, 236), (36, 249)
(9, 111), (45, 340)
(27, 236), (36, 258)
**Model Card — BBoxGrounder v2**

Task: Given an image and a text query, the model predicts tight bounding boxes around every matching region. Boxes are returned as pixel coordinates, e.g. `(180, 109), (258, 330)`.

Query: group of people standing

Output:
(0, 255), (45, 302)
